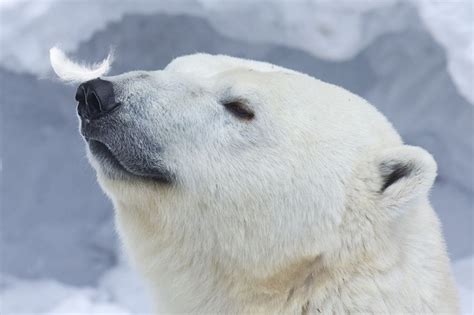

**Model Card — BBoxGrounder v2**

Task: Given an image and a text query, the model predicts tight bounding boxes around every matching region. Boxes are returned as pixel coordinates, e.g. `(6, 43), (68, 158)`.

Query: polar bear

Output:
(51, 50), (459, 314)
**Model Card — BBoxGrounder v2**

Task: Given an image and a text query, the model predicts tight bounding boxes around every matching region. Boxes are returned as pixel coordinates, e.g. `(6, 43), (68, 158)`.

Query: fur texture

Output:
(54, 52), (459, 314)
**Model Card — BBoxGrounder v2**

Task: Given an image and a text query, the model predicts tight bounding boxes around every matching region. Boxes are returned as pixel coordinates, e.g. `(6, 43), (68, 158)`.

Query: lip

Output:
(86, 139), (173, 183)
(87, 139), (132, 177)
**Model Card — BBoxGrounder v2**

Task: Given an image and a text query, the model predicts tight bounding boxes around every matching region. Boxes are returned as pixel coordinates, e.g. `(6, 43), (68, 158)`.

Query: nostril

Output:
(75, 85), (86, 103)
(86, 90), (102, 114)
(76, 78), (120, 120)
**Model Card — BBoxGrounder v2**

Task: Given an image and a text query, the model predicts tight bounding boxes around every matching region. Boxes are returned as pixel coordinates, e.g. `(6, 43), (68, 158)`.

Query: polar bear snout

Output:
(76, 78), (121, 121)
(75, 74), (174, 183)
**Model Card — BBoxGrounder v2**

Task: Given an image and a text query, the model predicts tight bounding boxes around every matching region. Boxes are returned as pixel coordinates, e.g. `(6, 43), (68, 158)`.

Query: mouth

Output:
(87, 139), (132, 179)
(86, 139), (173, 183)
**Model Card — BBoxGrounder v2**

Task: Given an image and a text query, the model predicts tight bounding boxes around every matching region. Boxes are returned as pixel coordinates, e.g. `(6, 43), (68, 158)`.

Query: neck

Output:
(113, 199), (337, 313)
(104, 178), (457, 313)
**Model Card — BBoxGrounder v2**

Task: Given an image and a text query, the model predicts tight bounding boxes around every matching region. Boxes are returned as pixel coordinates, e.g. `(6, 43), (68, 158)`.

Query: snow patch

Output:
(452, 256), (474, 314)
(413, 0), (474, 106)
(0, 261), (153, 314)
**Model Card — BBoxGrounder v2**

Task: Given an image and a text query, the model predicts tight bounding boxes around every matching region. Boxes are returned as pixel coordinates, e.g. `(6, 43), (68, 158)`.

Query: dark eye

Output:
(223, 101), (255, 120)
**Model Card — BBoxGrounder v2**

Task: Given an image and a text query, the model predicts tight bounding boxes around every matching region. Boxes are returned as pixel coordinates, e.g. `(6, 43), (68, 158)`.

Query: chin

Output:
(86, 139), (173, 185)
(87, 139), (136, 181)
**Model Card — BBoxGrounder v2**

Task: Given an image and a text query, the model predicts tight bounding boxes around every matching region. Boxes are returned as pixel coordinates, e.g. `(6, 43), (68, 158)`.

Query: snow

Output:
(413, 0), (474, 105)
(0, 0), (472, 103)
(1, 257), (472, 314)
(0, 260), (153, 314)
(453, 256), (474, 314)
(0, 279), (131, 314)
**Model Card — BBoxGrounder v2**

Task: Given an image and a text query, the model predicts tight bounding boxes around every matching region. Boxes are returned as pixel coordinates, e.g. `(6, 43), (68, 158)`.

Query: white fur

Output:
(49, 47), (113, 83)
(74, 53), (459, 314)
(165, 53), (298, 77)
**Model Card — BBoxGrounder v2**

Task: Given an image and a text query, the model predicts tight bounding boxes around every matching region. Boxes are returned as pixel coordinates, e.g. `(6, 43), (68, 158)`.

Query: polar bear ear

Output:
(376, 145), (437, 211)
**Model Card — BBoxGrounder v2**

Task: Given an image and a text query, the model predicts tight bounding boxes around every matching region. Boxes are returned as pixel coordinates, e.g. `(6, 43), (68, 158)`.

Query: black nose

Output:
(76, 78), (121, 120)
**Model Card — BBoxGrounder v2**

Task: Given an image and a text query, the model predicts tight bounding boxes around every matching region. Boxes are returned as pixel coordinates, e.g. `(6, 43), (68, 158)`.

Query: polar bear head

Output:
(53, 52), (438, 303)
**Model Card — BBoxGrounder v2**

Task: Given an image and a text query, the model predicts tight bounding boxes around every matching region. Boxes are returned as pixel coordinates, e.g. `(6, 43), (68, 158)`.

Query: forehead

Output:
(165, 53), (298, 78)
